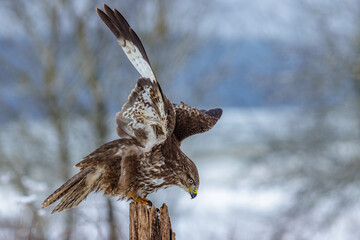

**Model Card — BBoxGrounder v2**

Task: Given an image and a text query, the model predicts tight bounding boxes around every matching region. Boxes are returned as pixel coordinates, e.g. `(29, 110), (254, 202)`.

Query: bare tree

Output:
(245, 1), (360, 238)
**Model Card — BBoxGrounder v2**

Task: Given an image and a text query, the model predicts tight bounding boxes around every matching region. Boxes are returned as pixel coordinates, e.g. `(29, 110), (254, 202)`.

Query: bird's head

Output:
(179, 159), (199, 199)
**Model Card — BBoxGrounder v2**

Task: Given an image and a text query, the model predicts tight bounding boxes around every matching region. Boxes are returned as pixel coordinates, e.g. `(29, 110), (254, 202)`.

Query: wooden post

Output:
(129, 202), (176, 240)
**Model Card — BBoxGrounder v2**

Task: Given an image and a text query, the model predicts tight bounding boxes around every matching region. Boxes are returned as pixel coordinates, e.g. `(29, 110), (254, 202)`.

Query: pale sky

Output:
(0, 0), (355, 45)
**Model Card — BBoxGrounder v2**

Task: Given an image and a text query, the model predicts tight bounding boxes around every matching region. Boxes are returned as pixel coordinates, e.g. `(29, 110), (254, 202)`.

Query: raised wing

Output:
(97, 5), (175, 151)
(173, 102), (222, 142)
(97, 4), (156, 83)
(116, 77), (173, 151)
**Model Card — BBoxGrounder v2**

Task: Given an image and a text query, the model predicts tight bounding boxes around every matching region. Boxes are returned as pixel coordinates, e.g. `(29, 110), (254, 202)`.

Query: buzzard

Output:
(42, 4), (222, 213)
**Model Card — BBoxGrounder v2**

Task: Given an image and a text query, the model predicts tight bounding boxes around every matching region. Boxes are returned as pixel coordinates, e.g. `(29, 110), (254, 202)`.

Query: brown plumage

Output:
(42, 4), (222, 213)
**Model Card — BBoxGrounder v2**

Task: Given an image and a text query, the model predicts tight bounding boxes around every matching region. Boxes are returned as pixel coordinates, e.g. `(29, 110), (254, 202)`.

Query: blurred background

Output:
(1, 0), (359, 239)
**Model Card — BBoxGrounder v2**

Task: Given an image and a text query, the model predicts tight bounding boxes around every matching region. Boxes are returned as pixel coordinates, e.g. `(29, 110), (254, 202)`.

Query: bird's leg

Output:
(128, 192), (153, 206)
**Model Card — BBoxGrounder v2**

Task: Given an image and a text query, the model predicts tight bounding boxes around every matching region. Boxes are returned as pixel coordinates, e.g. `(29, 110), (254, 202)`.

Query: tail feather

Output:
(42, 167), (103, 213)
(51, 176), (92, 213)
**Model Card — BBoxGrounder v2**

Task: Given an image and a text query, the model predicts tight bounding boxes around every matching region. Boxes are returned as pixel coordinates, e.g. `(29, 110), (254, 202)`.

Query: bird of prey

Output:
(42, 4), (222, 213)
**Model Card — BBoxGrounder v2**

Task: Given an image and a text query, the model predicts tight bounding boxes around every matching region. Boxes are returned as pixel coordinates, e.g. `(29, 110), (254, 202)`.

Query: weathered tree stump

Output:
(129, 202), (176, 240)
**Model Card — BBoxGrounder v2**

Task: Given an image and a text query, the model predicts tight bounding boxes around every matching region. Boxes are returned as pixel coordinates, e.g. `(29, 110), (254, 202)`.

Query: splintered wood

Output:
(129, 202), (176, 240)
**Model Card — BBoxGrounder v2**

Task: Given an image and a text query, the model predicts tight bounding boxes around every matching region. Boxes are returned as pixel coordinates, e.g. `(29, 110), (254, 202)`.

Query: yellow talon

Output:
(128, 192), (152, 206)
(128, 192), (136, 199)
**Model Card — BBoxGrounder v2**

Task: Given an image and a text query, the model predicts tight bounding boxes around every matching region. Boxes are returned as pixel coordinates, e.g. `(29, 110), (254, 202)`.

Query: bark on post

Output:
(129, 202), (176, 240)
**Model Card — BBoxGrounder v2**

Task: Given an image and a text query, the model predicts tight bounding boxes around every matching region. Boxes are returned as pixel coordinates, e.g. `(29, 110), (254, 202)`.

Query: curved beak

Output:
(187, 184), (198, 199)
(190, 192), (197, 199)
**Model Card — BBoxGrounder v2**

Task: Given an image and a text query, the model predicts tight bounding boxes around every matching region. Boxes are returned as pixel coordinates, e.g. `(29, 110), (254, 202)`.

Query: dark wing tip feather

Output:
(96, 8), (121, 39)
(97, 4), (151, 64)
(204, 108), (223, 119)
(114, 9), (130, 29)
(174, 104), (222, 142)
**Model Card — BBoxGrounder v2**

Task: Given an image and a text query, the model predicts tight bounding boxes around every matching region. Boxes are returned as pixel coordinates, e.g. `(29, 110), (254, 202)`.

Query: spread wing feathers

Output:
(173, 102), (223, 142)
(41, 167), (103, 213)
(97, 4), (157, 83)
(116, 77), (169, 151)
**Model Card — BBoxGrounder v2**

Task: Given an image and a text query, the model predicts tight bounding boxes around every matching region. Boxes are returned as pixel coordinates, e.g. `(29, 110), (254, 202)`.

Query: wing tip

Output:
(103, 3), (111, 10)
(97, 4), (152, 62)
(205, 108), (223, 119)
(96, 7), (105, 18)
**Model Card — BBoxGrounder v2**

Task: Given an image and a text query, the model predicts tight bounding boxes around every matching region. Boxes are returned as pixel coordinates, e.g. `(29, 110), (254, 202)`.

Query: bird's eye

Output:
(188, 178), (194, 184)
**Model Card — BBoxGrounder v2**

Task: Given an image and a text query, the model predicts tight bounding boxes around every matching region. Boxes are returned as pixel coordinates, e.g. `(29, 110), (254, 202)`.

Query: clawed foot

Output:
(128, 192), (152, 206)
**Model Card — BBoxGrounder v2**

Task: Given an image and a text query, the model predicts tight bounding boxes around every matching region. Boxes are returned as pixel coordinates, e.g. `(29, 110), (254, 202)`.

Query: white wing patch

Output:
(118, 39), (156, 83)
(116, 78), (168, 152)
(96, 6), (157, 83)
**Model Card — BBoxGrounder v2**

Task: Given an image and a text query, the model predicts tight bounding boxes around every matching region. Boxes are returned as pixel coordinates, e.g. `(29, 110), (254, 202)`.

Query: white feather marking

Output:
(118, 39), (156, 83)
(122, 86), (166, 152)
(152, 177), (164, 186)
(86, 168), (102, 186)
(115, 149), (124, 156)
(137, 125), (158, 152)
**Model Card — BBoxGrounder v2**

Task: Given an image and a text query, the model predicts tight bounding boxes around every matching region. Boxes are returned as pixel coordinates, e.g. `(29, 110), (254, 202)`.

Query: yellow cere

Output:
(187, 184), (198, 194)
